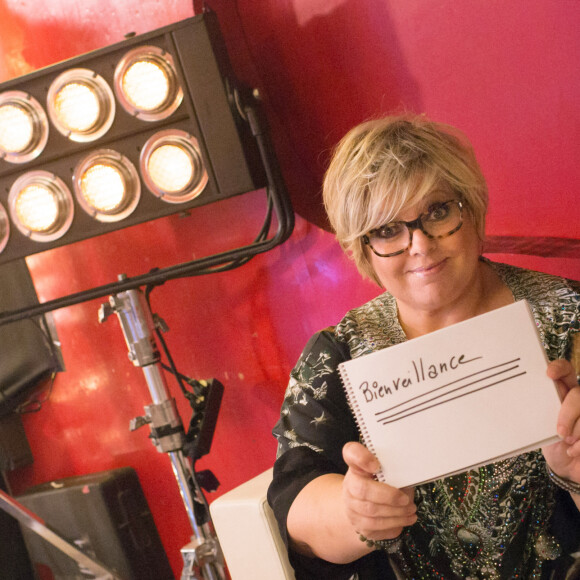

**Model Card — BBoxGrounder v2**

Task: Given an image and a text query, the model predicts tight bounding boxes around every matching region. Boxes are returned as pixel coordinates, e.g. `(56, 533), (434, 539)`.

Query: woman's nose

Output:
(408, 226), (435, 254)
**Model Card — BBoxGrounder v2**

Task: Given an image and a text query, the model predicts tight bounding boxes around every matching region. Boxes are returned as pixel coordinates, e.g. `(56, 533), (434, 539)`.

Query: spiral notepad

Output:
(338, 300), (562, 488)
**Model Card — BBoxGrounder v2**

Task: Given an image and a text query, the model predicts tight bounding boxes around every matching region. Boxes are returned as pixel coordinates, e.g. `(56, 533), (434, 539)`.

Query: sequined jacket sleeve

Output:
(268, 329), (396, 579)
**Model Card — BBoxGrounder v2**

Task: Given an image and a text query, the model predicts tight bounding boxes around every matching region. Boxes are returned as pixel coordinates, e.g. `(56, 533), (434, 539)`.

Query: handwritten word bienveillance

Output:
(359, 353), (482, 403)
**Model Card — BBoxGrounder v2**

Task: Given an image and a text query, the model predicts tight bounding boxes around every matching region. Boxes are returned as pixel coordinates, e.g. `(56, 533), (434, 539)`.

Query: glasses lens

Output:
(367, 200), (462, 257)
(421, 200), (462, 236)
(368, 223), (407, 256)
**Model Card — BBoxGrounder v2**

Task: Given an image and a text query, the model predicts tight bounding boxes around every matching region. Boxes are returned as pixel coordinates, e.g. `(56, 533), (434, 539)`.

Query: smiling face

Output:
(322, 116), (489, 288)
(368, 187), (484, 323)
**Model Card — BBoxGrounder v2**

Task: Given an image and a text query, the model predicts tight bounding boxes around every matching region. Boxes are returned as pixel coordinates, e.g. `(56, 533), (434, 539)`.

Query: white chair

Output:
(210, 469), (295, 580)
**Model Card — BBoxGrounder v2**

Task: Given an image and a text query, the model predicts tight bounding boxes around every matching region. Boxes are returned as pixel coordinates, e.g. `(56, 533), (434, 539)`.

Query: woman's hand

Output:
(286, 442), (417, 563)
(542, 359), (580, 483)
(342, 441), (417, 541)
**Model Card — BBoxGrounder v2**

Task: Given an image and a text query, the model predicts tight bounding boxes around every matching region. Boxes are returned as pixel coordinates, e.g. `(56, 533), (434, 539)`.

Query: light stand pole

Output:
(99, 281), (226, 580)
(0, 78), (292, 579)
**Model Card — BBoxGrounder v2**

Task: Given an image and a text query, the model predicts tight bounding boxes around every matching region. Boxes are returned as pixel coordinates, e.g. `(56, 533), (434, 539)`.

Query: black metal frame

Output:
(0, 10), (294, 327)
(0, 100), (294, 327)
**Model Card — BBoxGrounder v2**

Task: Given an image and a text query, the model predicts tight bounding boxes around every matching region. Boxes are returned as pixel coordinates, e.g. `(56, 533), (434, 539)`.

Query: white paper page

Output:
(339, 300), (561, 488)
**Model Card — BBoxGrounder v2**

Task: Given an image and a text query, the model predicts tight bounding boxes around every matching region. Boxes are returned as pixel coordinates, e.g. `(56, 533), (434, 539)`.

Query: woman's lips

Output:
(408, 258), (447, 276)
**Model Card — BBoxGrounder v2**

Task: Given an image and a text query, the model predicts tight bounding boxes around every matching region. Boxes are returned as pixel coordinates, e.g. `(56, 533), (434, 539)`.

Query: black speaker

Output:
(0, 412), (33, 471)
(0, 259), (63, 417)
(16, 467), (174, 580)
(0, 472), (35, 580)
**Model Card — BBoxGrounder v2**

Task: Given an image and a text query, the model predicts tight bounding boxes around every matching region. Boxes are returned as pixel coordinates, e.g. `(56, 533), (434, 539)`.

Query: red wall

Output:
(1, 1), (578, 578)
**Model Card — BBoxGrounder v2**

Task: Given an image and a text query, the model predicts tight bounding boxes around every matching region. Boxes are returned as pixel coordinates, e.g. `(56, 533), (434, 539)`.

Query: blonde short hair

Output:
(323, 115), (488, 285)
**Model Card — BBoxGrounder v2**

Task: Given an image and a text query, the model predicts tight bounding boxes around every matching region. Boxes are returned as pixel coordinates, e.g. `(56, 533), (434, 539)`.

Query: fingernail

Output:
(398, 494), (410, 506)
(565, 436), (578, 446)
(557, 425), (568, 439)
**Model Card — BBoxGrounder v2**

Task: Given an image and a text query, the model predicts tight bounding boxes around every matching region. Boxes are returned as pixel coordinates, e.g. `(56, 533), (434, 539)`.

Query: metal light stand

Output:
(0, 97), (292, 580)
(99, 283), (226, 580)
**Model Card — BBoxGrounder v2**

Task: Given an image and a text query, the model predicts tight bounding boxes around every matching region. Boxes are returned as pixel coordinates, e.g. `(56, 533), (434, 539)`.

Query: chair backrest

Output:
(210, 468), (295, 580)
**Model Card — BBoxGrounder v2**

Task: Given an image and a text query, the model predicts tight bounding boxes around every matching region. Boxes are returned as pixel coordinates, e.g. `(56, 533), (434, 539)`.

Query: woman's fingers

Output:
(342, 441), (417, 538)
(547, 359), (580, 441)
(344, 468), (410, 505)
(345, 492), (417, 520)
(548, 359), (578, 397)
(542, 359), (580, 479)
(343, 481), (417, 539)
(342, 441), (381, 476)
(560, 389), (580, 441)
(343, 442), (410, 504)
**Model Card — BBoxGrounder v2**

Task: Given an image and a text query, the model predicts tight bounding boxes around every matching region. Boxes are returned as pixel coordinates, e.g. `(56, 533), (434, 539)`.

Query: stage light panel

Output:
(141, 130), (207, 203)
(0, 91), (49, 163)
(114, 46), (183, 121)
(74, 150), (140, 222)
(47, 69), (115, 142)
(8, 171), (74, 242)
(0, 204), (9, 253)
(0, 13), (269, 264)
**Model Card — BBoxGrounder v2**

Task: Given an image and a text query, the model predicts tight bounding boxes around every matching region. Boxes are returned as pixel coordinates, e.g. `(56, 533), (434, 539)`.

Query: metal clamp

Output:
(181, 536), (223, 580)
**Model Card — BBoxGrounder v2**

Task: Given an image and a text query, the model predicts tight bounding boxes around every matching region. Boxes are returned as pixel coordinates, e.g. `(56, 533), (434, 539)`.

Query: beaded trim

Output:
(358, 532), (402, 551)
(546, 464), (580, 495)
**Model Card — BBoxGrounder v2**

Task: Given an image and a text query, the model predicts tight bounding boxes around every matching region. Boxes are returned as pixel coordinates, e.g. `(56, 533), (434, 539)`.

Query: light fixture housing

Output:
(0, 91), (49, 163)
(0, 12), (294, 329)
(47, 68), (116, 142)
(140, 130), (208, 203)
(0, 13), (269, 264)
(114, 46), (183, 121)
(8, 171), (74, 242)
(74, 149), (141, 222)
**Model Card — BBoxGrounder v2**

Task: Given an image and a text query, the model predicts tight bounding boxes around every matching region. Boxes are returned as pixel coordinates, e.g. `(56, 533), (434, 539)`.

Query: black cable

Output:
(0, 95), (294, 327)
(143, 289), (194, 403)
(16, 373), (56, 414)
(168, 183), (275, 279)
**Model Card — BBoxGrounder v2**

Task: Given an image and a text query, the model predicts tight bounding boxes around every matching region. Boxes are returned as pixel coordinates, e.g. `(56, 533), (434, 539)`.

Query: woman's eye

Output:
(426, 203), (450, 222)
(377, 223), (404, 239)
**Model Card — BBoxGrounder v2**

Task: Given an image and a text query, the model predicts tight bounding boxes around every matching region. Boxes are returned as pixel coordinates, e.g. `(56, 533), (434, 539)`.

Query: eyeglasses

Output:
(362, 199), (463, 258)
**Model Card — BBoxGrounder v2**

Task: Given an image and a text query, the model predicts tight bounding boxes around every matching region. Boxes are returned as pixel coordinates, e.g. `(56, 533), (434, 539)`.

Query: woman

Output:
(268, 115), (580, 579)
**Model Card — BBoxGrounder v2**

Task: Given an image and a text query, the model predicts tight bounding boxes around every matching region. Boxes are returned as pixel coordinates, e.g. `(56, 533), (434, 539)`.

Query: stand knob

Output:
(129, 415), (151, 431)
